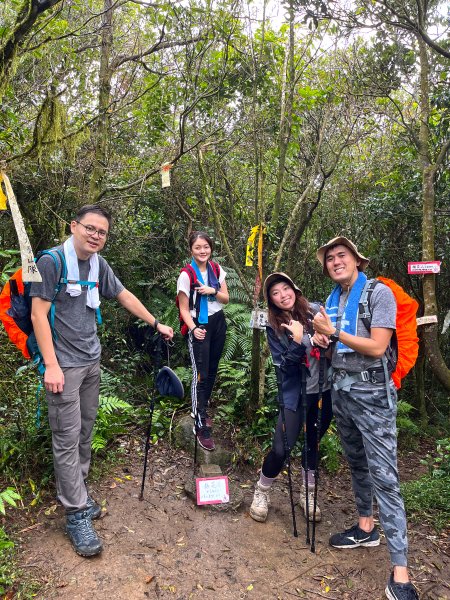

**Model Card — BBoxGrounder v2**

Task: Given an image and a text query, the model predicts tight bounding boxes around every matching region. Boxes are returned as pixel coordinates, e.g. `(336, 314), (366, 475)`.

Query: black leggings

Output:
(262, 389), (332, 478)
(187, 310), (227, 428)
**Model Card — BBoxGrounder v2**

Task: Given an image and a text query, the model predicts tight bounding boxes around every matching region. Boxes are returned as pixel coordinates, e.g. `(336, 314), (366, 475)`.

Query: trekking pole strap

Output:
(381, 355), (393, 409)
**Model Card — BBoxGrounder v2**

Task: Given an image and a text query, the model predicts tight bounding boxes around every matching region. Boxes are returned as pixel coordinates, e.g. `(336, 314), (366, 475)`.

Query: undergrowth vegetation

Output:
(401, 438), (450, 532)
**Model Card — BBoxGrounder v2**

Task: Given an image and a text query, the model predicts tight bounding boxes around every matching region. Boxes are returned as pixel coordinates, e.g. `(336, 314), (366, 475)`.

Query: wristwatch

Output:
(329, 328), (340, 343)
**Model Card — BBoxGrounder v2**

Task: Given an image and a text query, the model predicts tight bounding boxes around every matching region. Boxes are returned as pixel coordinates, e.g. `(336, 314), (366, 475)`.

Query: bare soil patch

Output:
(8, 438), (450, 600)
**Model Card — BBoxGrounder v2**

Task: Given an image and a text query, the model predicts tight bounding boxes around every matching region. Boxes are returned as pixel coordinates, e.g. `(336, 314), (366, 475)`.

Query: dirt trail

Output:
(13, 442), (449, 600)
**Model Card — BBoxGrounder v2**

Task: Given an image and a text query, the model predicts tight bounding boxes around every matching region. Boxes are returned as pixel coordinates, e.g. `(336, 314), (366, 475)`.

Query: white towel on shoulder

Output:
(63, 236), (100, 310)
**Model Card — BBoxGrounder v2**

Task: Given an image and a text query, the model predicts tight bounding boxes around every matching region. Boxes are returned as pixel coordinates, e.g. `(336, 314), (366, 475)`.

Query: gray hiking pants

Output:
(46, 362), (100, 513)
(332, 382), (408, 567)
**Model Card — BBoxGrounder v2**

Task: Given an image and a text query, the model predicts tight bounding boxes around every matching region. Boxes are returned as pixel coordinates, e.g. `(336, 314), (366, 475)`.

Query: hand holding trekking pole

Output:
(311, 332), (330, 349)
(191, 325), (206, 340)
(155, 322), (173, 341)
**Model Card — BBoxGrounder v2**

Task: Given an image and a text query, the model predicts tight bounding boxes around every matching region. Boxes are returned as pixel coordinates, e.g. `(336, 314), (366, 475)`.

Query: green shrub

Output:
(396, 400), (420, 450)
(92, 395), (134, 453)
(0, 487), (21, 515)
(319, 424), (343, 474)
(401, 437), (450, 531)
(0, 527), (15, 595)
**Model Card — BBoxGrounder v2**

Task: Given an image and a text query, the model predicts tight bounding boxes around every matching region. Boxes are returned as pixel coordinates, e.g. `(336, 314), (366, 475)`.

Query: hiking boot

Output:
(66, 510), (103, 557)
(329, 524), (380, 549)
(385, 573), (419, 600)
(86, 495), (102, 520)
(194, 425), (215, 451)
(250, 482), (271, 522)
(299, 484), (321, 522)
(190, 411), (213, 428)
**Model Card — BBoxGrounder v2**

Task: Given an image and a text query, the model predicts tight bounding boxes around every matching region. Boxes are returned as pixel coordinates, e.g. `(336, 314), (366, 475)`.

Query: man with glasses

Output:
(30, 205), (173, 557)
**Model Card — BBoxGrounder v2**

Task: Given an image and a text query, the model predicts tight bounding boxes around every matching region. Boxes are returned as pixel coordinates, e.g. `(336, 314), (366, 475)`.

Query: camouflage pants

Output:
(332, 382), (408, 567)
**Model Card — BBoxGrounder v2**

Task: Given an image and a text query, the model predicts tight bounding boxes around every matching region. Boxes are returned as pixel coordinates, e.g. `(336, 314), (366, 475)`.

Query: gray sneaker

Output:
(299, 484), (321, 522)
(250, 482), (271, 522)
(66, 510), (103, 557)
(86, 495), (102, 520)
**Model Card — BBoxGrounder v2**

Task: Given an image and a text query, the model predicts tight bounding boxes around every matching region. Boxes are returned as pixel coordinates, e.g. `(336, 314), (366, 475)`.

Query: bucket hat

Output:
(156, 366), (184, 399)
(316, 236), (370, 276)
(263, 272), (302, 302)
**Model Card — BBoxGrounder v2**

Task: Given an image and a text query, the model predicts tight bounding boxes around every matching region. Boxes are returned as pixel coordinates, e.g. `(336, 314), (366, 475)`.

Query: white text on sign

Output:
(408, 261), (441, 275)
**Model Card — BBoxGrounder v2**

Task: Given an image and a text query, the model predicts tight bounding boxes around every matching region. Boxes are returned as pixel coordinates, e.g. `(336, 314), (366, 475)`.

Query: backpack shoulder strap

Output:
(180, 264), (198, 311)
(359, 278), (380, 331)
(180, 264), (197, 288)
(35, 249), (67, 299)
(35, 249), (68, 332)
(209, 260), (220, 278)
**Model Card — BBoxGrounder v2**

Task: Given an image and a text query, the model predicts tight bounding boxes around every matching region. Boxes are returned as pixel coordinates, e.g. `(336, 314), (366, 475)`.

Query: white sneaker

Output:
(250, 482), (271, 522)
(299, 484), (321, 522)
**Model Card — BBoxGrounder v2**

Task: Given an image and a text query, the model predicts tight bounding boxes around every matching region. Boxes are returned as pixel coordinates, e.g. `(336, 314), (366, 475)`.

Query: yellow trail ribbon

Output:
(245, 225), (259, 267)
(246, 224), (266, 283)
(0, 174), (8, 210)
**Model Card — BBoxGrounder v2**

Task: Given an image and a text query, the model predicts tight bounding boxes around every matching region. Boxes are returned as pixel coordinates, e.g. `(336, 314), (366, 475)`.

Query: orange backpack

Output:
(0, 249), (101, 367)
(0, 268), (33, 359)
(0, 249), (68, 365)
(359, 277), (419, 389)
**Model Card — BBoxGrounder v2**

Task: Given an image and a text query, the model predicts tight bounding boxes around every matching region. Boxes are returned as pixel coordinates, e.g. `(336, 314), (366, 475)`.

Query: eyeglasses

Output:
(76, 221), (109, 239)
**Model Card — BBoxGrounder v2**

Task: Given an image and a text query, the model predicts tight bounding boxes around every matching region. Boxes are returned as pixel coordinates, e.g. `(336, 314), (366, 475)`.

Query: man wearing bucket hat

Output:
(249, 272), (332, 524)
(312, 237), (418, 600)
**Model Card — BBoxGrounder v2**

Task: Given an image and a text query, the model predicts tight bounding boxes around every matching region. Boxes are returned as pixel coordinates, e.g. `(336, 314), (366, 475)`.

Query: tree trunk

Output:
(0, 0), (62, 98)
(247, 328), (262, 420)
(90, 0), (114, 201)
(413, 335), (428, 427)
(271, 0), (295, 229)
(417, 36), (450, 391)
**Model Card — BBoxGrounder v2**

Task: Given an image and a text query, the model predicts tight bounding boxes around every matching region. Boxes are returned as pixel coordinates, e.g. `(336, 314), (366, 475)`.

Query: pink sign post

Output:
(408, 261), (441, 275)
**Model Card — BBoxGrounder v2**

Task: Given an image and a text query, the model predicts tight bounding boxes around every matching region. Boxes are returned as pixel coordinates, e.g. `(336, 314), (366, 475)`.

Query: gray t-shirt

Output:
(29, 246), (124, 367)
(331, 281), (396, 373)
(305, 303), (331, 394)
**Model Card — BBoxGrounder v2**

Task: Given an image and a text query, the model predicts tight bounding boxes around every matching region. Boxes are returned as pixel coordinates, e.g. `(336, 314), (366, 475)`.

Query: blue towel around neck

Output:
(190, 260), (220, 325)
(325, 271), (367, 353)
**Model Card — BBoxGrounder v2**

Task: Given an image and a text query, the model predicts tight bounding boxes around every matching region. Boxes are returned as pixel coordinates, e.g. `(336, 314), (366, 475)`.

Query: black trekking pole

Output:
(300, 362), (310, 545)
(139, 333), (165, 500)
(193, 396), (199, 476)
(311, 348), (326, 553)
(192, 326), (205, 476)
(275, 365), (298, 538)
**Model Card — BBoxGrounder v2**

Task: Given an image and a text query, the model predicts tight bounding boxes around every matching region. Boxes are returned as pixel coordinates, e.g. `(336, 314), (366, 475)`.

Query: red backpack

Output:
(176, 261), (220, 336)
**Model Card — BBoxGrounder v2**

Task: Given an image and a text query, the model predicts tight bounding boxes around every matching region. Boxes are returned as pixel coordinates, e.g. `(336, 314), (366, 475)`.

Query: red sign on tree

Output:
(408, 261), (441, 275)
